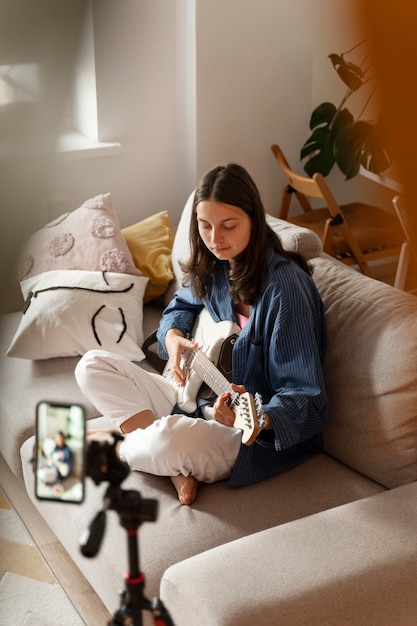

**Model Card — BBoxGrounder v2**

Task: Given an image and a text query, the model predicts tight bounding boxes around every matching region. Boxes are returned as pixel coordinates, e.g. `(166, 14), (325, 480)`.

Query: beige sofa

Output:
(1, 192), (417, 625)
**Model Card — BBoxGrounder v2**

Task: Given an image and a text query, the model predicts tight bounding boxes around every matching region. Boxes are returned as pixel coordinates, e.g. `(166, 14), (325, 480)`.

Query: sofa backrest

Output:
(311, 256), (417, 489)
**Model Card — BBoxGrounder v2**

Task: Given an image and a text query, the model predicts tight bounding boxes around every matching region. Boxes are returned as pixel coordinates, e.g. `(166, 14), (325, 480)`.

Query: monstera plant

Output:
(300, 42), (391, 180)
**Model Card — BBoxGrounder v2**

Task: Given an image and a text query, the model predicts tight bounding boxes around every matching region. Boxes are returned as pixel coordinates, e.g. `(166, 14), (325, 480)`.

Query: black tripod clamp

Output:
(80, 433), (175, 626)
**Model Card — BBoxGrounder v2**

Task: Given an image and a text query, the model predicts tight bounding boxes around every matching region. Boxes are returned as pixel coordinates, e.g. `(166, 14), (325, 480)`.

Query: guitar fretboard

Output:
(190, 348), (239, 406)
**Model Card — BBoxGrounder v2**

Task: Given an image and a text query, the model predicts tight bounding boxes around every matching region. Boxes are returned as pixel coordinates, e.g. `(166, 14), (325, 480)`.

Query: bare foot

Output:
(170, 475), (200, 505)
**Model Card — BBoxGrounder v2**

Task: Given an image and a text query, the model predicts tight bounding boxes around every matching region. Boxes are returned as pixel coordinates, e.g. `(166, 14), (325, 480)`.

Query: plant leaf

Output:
(309, 102), (337, 130)
(333, 123), (363, 179)
(360, 123), (392, 173)
(301, 127), (335, 177)
(328, 54), (365, 91)
(301, 104), (354, 177)
(332, 107), (354, 135)
(334, 121), (391, 179)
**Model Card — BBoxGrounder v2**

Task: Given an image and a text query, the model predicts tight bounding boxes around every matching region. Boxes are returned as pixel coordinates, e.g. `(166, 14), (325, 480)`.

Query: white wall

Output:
(46, 0), (315, 225)
(195, 0), (314, 214)
(47, 0), (179, 229)
(176, 0), (197, 208)
(45, 0), (392, 231)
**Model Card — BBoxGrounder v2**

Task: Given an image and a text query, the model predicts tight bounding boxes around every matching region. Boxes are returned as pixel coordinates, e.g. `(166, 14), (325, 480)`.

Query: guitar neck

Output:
(191, 349), (231, 397)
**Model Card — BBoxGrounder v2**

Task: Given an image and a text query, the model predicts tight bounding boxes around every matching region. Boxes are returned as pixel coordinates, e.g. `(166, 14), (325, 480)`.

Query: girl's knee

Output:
(75, 349), (108, 387)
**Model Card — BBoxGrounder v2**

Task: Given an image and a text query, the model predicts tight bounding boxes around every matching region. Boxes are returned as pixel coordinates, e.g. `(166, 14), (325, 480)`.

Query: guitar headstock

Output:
(232, 392), (263, 445)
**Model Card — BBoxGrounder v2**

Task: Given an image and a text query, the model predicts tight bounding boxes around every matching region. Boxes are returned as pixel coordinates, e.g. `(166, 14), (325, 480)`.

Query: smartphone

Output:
(35, 401), (86, 503)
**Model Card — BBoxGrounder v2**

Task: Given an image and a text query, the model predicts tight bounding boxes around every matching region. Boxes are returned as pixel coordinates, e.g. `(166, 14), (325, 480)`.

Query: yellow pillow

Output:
(122, 211), (174, 303)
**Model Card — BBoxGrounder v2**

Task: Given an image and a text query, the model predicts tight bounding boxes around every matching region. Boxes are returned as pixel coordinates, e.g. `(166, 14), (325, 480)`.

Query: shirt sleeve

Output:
(156, 287), (204, 359)
(263, 308), (328, 450)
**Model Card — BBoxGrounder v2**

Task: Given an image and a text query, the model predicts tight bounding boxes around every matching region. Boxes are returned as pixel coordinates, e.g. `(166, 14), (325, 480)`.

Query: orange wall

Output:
(358, 2), (417, 262)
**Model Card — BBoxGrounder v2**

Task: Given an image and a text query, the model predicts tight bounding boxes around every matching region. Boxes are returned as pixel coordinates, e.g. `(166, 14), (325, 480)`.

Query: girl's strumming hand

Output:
(165, 329), (197, 387)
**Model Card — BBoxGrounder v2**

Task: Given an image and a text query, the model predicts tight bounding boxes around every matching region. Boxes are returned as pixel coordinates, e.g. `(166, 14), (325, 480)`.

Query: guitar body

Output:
(162, 308), (264, 445)
(163, 308), (240, 414)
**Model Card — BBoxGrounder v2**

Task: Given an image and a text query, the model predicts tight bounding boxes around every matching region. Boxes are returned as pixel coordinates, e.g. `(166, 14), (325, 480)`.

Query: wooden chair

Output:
(393, 195), (417, 293)
(271, 143), (404, 277)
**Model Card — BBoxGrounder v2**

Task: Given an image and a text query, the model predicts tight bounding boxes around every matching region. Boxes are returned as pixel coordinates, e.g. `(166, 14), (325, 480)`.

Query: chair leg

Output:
(394, 241), (411, 290)
(321, 219), (374, 280)
(278, 187), (291, 219)
(337, 221), (374, 278)
(356, 259), (374, 278)
(279, 186), (313, 220)
(294, 191), (314, 213)
(321, 218), (333, 255)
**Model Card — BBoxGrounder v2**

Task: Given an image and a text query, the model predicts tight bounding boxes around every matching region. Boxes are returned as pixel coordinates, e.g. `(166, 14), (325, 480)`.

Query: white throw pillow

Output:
(7, 270), (148, 361)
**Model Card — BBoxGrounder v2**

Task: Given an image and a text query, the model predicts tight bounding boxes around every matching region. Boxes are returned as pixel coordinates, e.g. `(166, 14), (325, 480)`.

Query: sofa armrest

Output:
(160, 482), (417, 626)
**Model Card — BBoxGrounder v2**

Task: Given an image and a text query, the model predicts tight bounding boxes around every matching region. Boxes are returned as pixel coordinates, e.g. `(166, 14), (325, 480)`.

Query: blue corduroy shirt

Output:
(157, 247), (328, 488)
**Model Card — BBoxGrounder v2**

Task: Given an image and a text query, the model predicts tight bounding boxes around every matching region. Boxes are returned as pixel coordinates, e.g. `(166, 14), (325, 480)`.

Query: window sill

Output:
(56, 130), (121, 161)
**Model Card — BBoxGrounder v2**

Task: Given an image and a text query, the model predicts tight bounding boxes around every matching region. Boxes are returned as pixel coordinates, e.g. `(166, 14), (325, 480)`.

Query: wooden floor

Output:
(0, 454), (112, 625)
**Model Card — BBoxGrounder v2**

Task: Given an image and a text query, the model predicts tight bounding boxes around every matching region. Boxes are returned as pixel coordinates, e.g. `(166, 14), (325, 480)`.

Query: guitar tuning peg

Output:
(254, 392), (263, 408)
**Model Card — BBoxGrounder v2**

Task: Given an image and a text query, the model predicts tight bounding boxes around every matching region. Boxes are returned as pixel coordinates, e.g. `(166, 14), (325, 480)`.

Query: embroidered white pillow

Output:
(18, 193), (141, 281)
(7, 270), (148, 361)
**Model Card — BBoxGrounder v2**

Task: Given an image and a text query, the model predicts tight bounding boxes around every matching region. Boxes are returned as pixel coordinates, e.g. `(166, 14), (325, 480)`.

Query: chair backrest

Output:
(271, 143), (346, 222)
(270, 143), (378, 277)
(271, 143), (324, 200)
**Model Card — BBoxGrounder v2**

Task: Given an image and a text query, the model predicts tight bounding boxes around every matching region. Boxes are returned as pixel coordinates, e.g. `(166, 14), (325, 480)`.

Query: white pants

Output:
(75, 350), (241, 483)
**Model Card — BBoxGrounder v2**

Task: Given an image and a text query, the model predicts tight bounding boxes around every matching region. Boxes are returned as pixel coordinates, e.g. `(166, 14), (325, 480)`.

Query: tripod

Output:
(81, 434), (175, 626)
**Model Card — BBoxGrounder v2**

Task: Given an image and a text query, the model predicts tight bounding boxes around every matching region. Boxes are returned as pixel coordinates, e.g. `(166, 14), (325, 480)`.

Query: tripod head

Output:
(81, 432), (158, 557)
(86, 432), (130, 486)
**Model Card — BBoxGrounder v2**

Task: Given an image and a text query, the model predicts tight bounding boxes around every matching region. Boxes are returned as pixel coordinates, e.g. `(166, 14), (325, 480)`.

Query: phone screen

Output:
(35, 402), (85, 503)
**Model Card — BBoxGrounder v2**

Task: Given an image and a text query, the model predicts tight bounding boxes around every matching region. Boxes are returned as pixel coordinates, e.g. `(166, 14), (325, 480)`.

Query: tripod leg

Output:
(151, 598), (176, 626)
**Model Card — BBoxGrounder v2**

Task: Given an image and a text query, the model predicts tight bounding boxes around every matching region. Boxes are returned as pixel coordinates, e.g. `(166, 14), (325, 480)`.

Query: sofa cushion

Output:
(121, 211), (174, 303)
(311, 256), (417, 488)
(165, 191), (323, 303)
(18, 193), (140, 280)
(6, 270), (148, 361)
(160, 482), (417, 626)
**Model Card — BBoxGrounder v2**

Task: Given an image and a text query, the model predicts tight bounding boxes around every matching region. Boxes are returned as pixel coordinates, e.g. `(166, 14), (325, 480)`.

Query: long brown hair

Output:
(181, 163), (311, 303)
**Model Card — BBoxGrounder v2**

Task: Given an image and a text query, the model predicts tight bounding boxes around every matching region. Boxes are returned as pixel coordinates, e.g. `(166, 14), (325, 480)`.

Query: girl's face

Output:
(196, 200), (252, 261)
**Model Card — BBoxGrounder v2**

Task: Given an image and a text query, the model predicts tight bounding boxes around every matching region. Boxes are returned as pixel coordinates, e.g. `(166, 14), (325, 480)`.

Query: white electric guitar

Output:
(163, 308), (264, 445)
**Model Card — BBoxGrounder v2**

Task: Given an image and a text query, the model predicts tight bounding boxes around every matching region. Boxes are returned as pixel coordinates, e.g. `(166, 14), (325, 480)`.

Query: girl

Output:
(76, 164), (328, 505)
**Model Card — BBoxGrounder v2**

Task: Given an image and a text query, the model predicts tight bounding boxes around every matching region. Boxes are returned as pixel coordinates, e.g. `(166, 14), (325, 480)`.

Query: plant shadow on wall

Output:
(301, 41), (391, 180)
